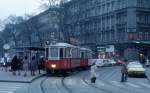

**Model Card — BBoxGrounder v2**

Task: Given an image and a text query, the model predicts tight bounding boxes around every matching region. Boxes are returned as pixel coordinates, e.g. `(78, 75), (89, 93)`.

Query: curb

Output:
(0, 74), (45, 83)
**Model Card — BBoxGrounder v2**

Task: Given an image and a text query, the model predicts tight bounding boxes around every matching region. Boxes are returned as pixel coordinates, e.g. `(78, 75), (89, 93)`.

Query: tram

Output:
(45, 43), (92, 74)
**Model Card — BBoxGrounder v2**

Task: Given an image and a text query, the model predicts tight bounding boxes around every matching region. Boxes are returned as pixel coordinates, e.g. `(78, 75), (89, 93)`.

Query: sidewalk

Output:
(0, 68), (45, 83)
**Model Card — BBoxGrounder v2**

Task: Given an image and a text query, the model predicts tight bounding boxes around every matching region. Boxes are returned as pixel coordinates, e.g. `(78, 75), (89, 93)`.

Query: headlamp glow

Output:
(51, 64), (56, 68)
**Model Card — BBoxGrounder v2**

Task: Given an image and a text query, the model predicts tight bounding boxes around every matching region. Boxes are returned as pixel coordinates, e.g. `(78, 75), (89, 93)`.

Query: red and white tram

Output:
(45, 43), (92, 74)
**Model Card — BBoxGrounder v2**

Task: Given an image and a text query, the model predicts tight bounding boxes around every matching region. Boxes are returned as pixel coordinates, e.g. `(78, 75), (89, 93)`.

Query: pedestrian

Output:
(17, 56), (23, 76)
(4, 56), (8, 72)
(23, 56), (28, 77)
(121, 62), (128, 82)
(30, 56), (36, 76)
(11, 55), (18, 75)
(90, 62), (97, 83)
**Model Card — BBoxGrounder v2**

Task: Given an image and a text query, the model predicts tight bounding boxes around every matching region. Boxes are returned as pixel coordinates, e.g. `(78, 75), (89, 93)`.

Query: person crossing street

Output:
(90, 62), (97, 83)
(121, 62), (128, 82)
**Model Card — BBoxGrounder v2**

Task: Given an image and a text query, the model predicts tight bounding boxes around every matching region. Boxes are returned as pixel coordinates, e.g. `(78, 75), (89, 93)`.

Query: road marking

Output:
(96, 80), (105, 86)
(0, 83), (25, 93)
(138, 82), (150, 88)
(110, 81), (124, 87)
(0, 91), (13, 93)
(125, 82), (141, 88)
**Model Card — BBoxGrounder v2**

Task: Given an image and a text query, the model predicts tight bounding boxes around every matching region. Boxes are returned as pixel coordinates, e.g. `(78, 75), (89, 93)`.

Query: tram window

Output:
(81, 52), (84, 58)
(72, 49), (78, 58)
(46, 48), (49, 58)
(60, 48), (64, 59)
(50, 48), (58, 58)
(65, 48), (70, 58)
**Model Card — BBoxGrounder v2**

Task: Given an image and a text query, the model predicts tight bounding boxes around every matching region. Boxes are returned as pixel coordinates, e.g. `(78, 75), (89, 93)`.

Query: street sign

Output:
(106, 45), (114, 52)
(97, 47), (106, 52)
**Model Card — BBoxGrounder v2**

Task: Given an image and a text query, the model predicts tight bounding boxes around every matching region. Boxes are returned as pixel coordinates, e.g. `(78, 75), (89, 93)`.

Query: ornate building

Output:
(63, 0), (150, 60)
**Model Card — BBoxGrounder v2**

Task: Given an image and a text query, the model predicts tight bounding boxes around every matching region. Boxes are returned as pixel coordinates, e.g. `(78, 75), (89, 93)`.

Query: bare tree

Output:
(2, 15), (25, 47)
(0, 20), (5, 31)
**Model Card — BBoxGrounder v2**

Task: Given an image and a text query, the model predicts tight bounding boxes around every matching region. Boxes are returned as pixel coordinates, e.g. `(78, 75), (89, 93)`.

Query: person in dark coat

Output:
(121, 62), (128, 82)
(11, 56), (18, 75)
(16, 56), (23, 76)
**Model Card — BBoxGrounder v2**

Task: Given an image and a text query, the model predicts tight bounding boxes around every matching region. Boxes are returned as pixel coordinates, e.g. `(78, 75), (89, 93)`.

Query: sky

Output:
(0, 0), (42, 20)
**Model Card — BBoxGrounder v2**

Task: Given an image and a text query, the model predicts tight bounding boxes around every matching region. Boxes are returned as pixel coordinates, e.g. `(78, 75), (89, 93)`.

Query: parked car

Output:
(0, 57), (12, 67)
(127, 62), (145, 76)
(0, 58), (3, 66)
(102, 59), (112, 67)
(95, 59), (104, 67)
(109, 59), (116, 66)
(145, 59), (150, 67)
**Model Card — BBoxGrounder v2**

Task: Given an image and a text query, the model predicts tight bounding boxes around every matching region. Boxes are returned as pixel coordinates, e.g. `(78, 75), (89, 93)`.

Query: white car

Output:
(127, 62), (145, 76)
(109, 59), (116, 66)
(96, 60), (104, 67)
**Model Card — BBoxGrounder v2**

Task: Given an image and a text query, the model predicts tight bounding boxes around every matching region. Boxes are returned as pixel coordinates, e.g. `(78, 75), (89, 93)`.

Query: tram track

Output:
(38, 76), (73, 93)
(61, 77), (74, 93)
(40, 77), (48, 93)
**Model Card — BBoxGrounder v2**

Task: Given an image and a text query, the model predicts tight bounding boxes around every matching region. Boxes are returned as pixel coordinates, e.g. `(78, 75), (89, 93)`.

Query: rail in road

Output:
(37, 77), (73, 93)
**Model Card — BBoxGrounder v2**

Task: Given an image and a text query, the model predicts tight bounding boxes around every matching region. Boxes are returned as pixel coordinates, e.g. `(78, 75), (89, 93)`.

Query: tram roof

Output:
(47, 43), (77, 48)
(13, 46), (45, 51)
(80, 48), (91, 51)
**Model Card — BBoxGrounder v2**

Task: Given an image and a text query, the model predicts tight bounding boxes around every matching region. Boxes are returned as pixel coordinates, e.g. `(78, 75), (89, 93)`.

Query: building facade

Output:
(63, 0), (150, 61)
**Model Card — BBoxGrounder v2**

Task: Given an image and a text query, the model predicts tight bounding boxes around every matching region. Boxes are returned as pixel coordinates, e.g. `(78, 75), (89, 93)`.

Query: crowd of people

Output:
(1, 55), (45, 77)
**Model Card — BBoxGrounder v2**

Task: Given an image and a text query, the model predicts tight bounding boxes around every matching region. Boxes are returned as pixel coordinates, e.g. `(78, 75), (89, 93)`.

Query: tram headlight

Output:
(51, 64), (56, 68)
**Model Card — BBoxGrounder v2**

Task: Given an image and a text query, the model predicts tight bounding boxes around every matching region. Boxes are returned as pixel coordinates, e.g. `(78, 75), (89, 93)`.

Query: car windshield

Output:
(128, 64), (143, 68)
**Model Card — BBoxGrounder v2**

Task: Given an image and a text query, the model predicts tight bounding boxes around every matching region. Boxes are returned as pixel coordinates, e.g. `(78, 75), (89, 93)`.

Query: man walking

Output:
(121, 62), (128, 82)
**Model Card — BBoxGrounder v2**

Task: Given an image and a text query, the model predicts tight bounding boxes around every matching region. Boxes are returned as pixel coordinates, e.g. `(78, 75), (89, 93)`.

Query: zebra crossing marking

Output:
(0, 83), (25, 93)
(85, 79), (150, 89)
(96, 80), (105, 86)
(124, 82), (141, 88)
(0, 90), (13, 93)
(138, 82), (150, 88)
(110, 81), (125, 87)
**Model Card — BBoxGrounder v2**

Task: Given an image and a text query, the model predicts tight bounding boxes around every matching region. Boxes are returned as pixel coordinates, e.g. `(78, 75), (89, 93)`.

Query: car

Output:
(0, 57), (12, 67)
(146, 62), (150, 67)
(127, 62), (145, 76)
(109, 59), (116, 66)
(95, 59), (104, 67)
(116, 60), (125, 65)
(145, 59), (150, 67)
(0, 58), (5, 66)
(103, 59), (112, 67)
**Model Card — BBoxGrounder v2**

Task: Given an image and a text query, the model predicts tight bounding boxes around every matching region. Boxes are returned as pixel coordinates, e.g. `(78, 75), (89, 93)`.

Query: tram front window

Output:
(50, 48), (58, 59)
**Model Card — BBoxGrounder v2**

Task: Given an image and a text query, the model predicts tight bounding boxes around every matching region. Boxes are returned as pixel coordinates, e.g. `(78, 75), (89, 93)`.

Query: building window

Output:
(139, 32), (143, 40)
(137, 0), (145, 7)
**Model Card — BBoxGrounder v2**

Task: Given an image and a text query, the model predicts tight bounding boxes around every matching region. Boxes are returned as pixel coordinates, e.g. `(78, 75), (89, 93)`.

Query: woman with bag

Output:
(90, 62), (97, 83)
